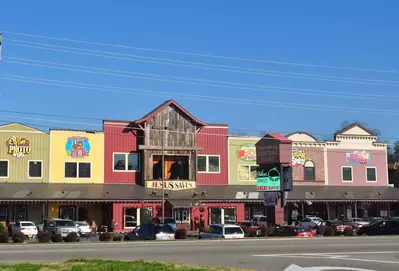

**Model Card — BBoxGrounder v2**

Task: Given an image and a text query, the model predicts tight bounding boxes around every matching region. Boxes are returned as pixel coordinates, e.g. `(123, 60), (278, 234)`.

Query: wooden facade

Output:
(138, 104), (202, 181)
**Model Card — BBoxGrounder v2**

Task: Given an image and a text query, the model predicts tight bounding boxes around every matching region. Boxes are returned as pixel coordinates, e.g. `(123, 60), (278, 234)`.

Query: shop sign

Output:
(256, 167), (281, 192)
(292, 148), (305, 167)
(346, 151), (370, 164)
(6, 136), (31, 158)
(256, 144), (280, 164)
(66, 136), (91, 158)
(237, 143), (256, 161)
(145, 180), (196, 190)
(264, 192), (277, 206)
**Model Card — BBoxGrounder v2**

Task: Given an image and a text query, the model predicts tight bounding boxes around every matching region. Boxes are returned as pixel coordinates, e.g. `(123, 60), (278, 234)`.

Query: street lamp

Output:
(153, 125), (170, 224)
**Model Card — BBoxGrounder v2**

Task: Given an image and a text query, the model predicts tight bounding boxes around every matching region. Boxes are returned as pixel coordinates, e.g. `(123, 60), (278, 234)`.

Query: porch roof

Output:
(286, 185), (399, 202)
(0, 183), (157, 203)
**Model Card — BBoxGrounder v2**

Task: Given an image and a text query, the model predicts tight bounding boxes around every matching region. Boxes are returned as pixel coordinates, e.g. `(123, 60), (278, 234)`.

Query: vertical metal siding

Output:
(0, 132), (49, 182)
(196, 127), (228, 185)
(104, 123), (141, 184)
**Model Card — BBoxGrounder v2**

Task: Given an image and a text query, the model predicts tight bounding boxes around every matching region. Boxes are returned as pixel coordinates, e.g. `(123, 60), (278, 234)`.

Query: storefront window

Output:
(59, 206), (76, 221)
(140, 208), (153, 224)
(14, 206), (27, 222)
(209, 208), (222, 224)
(224, 208), (236, 224)
(124, 208), (137, 228)
(174, 208), (189, 222)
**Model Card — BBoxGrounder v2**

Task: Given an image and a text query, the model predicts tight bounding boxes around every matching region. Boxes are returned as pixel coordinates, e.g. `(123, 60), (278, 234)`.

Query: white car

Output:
(75, 221), (92, 237)
(11, 221), (38, 238)
(299, 217), (323, 229)
(252, 215), (268, 227)
(199, 224), (245, 239)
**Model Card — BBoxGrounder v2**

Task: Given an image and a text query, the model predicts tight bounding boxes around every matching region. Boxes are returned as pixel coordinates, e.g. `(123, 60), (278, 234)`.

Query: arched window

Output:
(304, 160), (315, 181)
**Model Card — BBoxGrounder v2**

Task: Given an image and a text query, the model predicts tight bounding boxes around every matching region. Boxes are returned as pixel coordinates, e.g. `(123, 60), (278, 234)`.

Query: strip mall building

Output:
(0, 100), (397, 232)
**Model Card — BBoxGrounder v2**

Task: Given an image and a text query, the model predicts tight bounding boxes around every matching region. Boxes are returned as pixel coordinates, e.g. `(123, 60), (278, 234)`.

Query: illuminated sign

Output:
(6, 136), (31, 158)
(237, 143), (256, 161)
(66, 136), (90, 158)
(145, 180), (196, 190)
(256, 167), (281, 192)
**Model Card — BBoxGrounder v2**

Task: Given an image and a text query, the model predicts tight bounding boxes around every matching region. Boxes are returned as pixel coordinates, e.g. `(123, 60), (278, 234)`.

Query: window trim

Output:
(27, 160), (43, 179)
(237, 164), (258, 181)
(112, 152), (141, 172)
(197, 155), (221, 174)
(341, 166), (353, 182)
(304, 160), (315, 181)
(0, 160), (9, 178)
(64, 161), (92, 179)
(365, 166), (377, 182)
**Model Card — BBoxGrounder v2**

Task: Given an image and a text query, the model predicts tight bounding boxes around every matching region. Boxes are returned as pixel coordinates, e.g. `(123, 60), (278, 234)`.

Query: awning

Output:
(167, 199), (203, 207)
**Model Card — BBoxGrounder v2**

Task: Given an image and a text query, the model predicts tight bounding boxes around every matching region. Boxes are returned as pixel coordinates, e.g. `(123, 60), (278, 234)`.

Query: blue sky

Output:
(0, 1), (398, 141)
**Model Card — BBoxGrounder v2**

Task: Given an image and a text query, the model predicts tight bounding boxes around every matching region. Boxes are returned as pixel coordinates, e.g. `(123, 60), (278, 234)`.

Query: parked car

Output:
(237, 221), (262, 237)
(299, 216), (323, 229)
(75, 221), (92, 237)
(124, 223), (175, 241)
(275, 226), (315, 238)
(252, 215), (268, 227)
(320, 220), (353, 234)
(150, 217), (177, 232)
(38, 218), (80, 240)
(10, 221), (38, 238)
(343, 218), (369, 230)
(357, 219), (399, 235)
(199, 224), (245, 239)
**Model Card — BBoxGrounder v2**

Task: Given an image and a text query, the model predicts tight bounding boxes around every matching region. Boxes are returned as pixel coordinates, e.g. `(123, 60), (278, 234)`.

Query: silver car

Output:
(42, 219), (80, 239)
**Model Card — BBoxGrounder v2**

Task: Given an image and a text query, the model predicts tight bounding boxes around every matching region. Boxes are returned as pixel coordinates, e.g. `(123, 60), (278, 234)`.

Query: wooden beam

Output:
(139, 145), (203, 151)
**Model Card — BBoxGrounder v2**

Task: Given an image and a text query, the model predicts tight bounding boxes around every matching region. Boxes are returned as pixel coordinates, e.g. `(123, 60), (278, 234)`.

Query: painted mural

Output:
(292, 148), (305, 167)
(6, 136), (31, 158)
(346, 151), (370, 164)
(237, 143), (256, 161)
(66, 136), (90, 158)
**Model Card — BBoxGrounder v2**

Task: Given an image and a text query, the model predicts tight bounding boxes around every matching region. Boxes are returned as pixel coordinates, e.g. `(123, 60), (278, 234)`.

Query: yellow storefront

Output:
(49, 130), (104, 183)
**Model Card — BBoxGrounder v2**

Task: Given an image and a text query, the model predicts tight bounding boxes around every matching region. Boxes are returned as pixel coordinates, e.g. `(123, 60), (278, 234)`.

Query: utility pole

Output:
(161, 127), (165, 224)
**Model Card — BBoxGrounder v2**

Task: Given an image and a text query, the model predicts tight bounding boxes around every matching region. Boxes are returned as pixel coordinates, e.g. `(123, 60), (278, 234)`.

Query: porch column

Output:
(388, 202), (391, 217)
(301, 202), (305, 218)
(136, 208), (141, 226)
(42, 203), (46, 219)
(221, 208), (225, 224)
(354, 202), (358, 218)
(326, 203), (330, 220)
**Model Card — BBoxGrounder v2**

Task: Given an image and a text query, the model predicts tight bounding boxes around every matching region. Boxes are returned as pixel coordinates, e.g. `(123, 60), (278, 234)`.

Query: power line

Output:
(2, 30), (399, 74)
(7, 41), (399, 87)
(4, 57), (398, 103)
(2, 74), (399, 116)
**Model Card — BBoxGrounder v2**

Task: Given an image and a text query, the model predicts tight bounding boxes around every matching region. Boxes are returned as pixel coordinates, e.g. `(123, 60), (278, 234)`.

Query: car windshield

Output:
(20, 222), (35, 227)
(55, 220), (75, 227)
(164, 218), (176, 224)
(155, 225), (174, 234)
(224, 227), (243, 235)
(330, 220), (344, 226)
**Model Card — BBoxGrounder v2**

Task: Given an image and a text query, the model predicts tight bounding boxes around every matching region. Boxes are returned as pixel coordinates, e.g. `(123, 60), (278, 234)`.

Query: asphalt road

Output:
(1, 237), (399, 271)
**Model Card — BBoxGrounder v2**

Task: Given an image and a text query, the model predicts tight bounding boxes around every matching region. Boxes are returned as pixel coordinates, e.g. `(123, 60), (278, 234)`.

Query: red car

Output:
(275, 226), (315, 238)
(321, 220), (354, 234)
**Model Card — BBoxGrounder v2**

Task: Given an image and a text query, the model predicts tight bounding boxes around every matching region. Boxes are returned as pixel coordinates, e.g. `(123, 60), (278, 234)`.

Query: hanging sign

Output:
(256, 167), (281, 192)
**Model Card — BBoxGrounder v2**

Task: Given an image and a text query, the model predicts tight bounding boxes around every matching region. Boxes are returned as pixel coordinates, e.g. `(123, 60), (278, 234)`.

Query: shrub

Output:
(12, 232), (25, 243)
(343, 227), (355, 236)
(323, 226), (335, 236)
(99, 232), (113, 242)
(0, 223), (8, 243)
(113, 234), (123, 242)
(175, 228), (187, 239)
(268, 225), (276, 236)
(51, 233), (63, 243)
(317, 226), (327, 236)
(65, 232), (79, 242)
(259, 225), (268, 237)
(37, 231), (51, 243)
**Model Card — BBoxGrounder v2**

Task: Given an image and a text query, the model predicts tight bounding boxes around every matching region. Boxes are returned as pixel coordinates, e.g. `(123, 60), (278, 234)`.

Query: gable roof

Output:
(334, 123), (376, 137)
(286, 131), (319, 142)
(0, 122), (47, 134)
(266, 133), (292, 144)
(134, 100), (207, 126)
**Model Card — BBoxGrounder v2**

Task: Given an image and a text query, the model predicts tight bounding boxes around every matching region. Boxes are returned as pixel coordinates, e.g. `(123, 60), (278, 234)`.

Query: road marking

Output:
(253, 251), (399, 257)
(284, 264), (375, 271)
(0, 249), (93, 253)
(276, 255), (399, 265)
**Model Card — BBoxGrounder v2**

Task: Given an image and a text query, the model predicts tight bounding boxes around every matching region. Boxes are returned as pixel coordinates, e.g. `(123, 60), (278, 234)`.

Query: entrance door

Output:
(59, 206), (76, 220)
(209, 208), (222, 224)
